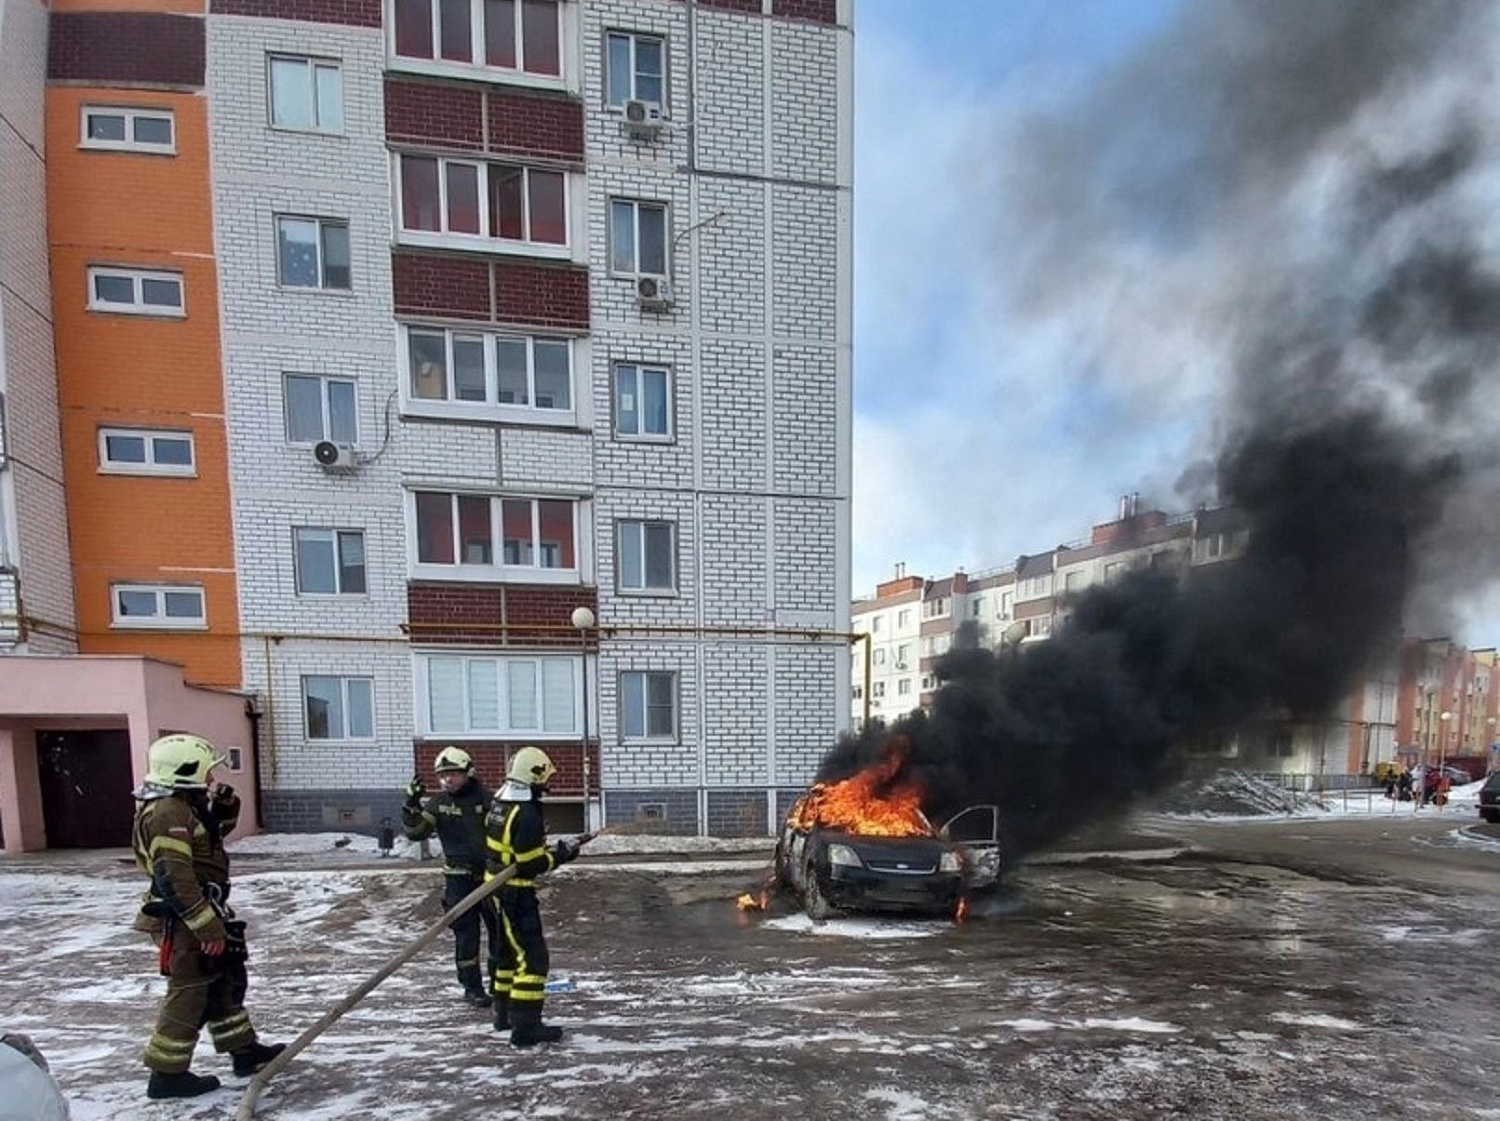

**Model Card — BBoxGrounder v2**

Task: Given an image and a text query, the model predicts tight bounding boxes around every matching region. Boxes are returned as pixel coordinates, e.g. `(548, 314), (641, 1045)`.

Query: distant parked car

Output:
(1478, 773), (1500, 824)
(774, 800), (1005, 920)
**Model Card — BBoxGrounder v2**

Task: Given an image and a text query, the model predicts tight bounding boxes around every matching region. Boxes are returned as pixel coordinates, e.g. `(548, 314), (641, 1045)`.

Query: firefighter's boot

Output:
(509, 1001), (562, 1047)
(231, 1041), (286, 1077)
(492, 994), (511, 1032)
(147, 1070), (222, 1099)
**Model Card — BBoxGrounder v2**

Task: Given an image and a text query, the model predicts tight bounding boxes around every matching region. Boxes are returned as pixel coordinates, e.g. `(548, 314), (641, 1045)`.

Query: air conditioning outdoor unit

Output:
(313, 440), (356, 471)
(621, 99), (664, 140)
(636, 275), (674, 310)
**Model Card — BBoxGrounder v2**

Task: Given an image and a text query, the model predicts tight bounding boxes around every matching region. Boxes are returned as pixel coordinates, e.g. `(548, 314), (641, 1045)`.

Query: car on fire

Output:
(774, 797), (1006, 920)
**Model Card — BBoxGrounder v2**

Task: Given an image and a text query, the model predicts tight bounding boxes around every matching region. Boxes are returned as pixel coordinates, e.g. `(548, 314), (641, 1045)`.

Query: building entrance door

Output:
(36, 729), (135, 848)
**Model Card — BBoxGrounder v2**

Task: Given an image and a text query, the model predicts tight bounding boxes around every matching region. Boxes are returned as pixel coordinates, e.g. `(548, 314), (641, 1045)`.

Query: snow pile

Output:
(1150, 770), (1327, 817)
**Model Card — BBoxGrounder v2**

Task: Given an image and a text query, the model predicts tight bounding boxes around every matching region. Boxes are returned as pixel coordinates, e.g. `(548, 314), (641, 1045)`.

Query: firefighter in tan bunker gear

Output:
(485, 746), (585, 1047)
(131, 734), (283, 1100)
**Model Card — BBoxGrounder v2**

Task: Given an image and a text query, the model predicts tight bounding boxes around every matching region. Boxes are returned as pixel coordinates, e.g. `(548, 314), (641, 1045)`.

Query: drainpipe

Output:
(245, 695), (265, 830)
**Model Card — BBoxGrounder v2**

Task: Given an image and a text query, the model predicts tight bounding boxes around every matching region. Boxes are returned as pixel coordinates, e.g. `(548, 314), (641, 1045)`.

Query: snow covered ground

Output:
(1, 809), (1495, 1120)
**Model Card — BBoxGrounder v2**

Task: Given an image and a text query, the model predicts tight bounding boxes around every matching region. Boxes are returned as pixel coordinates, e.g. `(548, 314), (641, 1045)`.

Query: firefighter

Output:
(131, 734), (283, 1100)
(485, 746), (586, 1047)
(401, 745), (501, 1008)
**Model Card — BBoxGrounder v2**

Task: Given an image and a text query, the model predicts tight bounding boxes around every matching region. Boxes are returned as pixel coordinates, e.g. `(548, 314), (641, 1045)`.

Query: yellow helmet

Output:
(146, 734), (224, 789)
(507, 746), (556, 787)
(433, 746), (473, 774)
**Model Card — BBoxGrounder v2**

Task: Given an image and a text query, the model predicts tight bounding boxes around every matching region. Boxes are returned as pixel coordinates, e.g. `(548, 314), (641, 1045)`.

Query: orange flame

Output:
(736, 892), (769, 912)
(954, 896), (971, 925)
(789, 741), (932, 837)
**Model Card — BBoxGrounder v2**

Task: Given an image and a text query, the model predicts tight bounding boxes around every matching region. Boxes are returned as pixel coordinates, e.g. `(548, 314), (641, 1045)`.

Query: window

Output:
(1021, 575), (1051, 599)
(970, 597), (984, 619)
(284, 375), (357, 444)
(612, 363), (671, 439)
(413, 492), (576, 577)
(606, 31), (664, 108)
(80, 106), (175, 153)
(871, 616), (884, 633)
(405, 326), (572, 415)
(98, 427), (195, 476)
(872, 681), (886, 699)
(398, 156), (567, 248)
(422, 654), (577, 735)
(895, 644), (911, 668)
(269, 55), (343, 133)
(617, 520), (673, 592)
(295, 528), (367, 595)
(1025, 616), (1053, 640)
(277, 217), (351, 289)
(620, 670), (675, 739)
(111, 583), (205, 629)
(609, 199), (667, 276)
(999, 592), (1013, 619)
(920, 674), (937, 691)
(897, 609), (911, 629)
(922, 598), (948, 619)
(851, 684), (863, 700)
(873, 649), (886, 666)
(1104, 561), (1125, 583)
(87, 267), (184, 316)
(1063, 570), (1083, 593)
(303, 675), (375, 740)
(898, 678), (912, 696)
(393, 0), (561, 78)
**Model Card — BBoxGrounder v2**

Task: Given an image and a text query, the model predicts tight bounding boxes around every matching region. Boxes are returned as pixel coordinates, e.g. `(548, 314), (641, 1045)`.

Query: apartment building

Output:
(0, 0), (851, 851)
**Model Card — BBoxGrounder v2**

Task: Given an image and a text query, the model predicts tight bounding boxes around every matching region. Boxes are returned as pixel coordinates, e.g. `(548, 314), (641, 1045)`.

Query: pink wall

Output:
(0, 655), (255, 853)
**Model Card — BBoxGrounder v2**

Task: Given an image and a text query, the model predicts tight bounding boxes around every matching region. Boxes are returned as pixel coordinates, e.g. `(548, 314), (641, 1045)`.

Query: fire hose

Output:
(236, 831), (599, 1119)
(234, 864), (518, 1121)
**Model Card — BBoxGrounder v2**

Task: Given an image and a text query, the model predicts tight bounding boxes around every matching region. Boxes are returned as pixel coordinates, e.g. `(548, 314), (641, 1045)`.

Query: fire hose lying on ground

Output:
(236, 830), (597, 1121)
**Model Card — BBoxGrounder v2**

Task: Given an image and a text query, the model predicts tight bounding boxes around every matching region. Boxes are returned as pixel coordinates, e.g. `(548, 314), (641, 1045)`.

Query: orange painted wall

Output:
(47, 84), (241, 688)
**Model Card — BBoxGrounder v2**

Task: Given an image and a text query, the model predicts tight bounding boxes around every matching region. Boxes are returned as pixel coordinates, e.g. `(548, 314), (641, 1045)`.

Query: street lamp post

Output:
(571, 606), (596, 832)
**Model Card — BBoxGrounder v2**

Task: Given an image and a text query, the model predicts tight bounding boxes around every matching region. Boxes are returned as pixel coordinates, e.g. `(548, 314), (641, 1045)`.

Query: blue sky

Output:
(849, 0), (1500, 647)
(851, 0), (1193, 597)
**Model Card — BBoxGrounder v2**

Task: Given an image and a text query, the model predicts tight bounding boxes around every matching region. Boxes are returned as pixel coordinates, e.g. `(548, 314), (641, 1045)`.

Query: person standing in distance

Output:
(401, 746), (501, 1008)
(131, 734), (283, 1100)
(484, 746), (590, 1046)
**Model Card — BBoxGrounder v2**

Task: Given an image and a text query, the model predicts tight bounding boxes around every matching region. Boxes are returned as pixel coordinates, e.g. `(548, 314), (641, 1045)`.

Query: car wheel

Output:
(1483, 809), (1500, 824)
(772, 840), (790, 889)
(803, 859), (835, 921)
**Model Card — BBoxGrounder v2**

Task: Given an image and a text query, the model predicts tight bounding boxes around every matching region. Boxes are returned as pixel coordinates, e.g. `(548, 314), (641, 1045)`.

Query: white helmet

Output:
(146, 734), (224, 789)
(434, 746), (473, 774)
(507, 746), (556, 787)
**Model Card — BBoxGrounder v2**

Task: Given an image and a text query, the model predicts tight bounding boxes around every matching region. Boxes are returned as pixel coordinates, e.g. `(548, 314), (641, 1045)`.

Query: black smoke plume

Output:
(823, 0), (1500, 854)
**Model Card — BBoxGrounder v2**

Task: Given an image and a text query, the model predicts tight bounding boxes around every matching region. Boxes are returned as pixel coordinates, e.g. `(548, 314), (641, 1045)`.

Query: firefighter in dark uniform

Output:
(131, 734), (283, 1100)
(485, 746), (586, 1046)
(402, 745), (501, 1008)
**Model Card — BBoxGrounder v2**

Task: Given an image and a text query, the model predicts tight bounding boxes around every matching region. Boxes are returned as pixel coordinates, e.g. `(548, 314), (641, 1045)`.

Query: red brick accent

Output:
(48, 13), (204, 87)
(772, 0), (839, 23)
(486, 90), (584, 162)
(413, 740), (600, 798)
(392, 251), (491, 321)
(701, 0), (762, 12)
(210, 0), (382, 26)
(493, 262), (589, 330)
(385, 79), (485, 152)
(407, 583), (598, 646)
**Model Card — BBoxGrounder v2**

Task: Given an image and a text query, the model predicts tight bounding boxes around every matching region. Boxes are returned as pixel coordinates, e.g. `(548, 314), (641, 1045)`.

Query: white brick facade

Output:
(0, 0), (76, 655)
(202, 0), (851, 835)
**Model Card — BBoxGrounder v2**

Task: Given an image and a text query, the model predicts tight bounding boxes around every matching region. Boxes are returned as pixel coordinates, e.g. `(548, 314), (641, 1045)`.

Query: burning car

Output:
(772, 751), (1005, 920)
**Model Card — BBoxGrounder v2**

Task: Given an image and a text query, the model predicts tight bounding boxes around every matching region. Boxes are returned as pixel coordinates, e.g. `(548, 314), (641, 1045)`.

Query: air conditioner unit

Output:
(636, 275), (674, 310)
(313, 440), (356, 471)
(621, 99), (664, 140)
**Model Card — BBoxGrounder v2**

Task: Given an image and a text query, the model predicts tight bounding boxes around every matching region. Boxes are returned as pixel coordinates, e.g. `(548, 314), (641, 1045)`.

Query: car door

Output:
(939, 805), (1003, 889)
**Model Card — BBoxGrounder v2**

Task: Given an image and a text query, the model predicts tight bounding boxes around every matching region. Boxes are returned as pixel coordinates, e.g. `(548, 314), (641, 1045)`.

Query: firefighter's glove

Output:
(211, 783), (240, 822)
(553, 838), (582, 865)
(403, 777), (425, 806)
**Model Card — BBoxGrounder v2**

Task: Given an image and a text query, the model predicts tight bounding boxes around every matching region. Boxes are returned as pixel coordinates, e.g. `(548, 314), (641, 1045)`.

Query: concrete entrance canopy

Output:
(0, 655), (255, 853)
